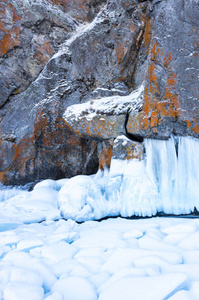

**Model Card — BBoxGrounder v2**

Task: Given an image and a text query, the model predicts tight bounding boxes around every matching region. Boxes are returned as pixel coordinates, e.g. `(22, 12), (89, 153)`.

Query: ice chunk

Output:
(58, 175), (105, 222)
(33, 178), (69, 191)
(163, 233), (189, 245)
(0, 215), (22, 232)
(98, 267), (147, 293)
(51, 258), (78, 278)
(74, 256), (103, 273)
(0, 230), (21, 247)
(74, 247), (107, 259)
(134, 255), (167, 270)
(33, 180), (59, 191)
(51, 276), (97, 300)
(70, 265), (92, 278)
(168, 290), (194, 300)
(4, 282), (44, 300)
(0, 187), (60, 223)
(0, 185), (25, 202)
(191, 281), (199, 299)
(31, 242), (78, 263)
(123, 229), (143, 239)
(73, 230), (127, 249)
(17, 238), (44, 251)
(182, 251), (199, 264)
(138, 235), (179, 252)
(10, 268), (43, 286)
(90, 272), (110, 289)
(3, 251), (32, 265)
(0, 267), (11, 291)
(101, 248), (140, 274)
(45, 292), (63, 300)
(164, 264), (199, 281)
(177, 232), (199, 250)
(162, 223), (197, 234)
(98, 273), (188, 300)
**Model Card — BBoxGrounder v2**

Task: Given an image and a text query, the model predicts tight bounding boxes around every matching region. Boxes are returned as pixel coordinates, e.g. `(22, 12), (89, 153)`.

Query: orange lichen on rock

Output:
(193, 28), (199, 49)
(143, 17), (153, 55)
(0, 133), (36, 185)
(116, 42), (129, 64)
(163, 53), (172, 68)
(126, 111), (144, 135)
(98, 139), (113, 171)
(64, 112), (126, 140)
(151, 42), (164, 62)
(34, 41), (54, 65)
(150, 110), (159, 127)
(143, 45), (178, 129)
(128, 42), (182, 137)
(193, 124), (199, 135)
(0, 1), (21, 56)
(50, 0), (90, 21)
(12, 135), (36, 178)
(125, 143), (144, 161)
(112, 136), (144, 163)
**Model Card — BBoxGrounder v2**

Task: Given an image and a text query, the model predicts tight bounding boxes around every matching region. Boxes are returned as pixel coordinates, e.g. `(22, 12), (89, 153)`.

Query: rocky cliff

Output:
(0, 0), (198, 185)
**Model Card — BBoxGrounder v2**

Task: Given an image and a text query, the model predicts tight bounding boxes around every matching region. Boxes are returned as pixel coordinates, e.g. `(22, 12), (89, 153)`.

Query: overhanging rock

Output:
(63, 85), (144, 140)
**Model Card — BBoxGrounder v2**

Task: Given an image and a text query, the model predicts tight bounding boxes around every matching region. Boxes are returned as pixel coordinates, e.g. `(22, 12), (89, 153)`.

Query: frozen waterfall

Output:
(1, 136), (199, 222)
(58, 136), (199, 221)
(144, 137), (199, 216)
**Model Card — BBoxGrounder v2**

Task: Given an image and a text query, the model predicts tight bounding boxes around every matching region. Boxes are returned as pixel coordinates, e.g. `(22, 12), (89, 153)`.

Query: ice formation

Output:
(0, 137), (199, 299)
(1, 217), (199, 300)
(58, 136), (199, 221)
(0, 136), (199, 223)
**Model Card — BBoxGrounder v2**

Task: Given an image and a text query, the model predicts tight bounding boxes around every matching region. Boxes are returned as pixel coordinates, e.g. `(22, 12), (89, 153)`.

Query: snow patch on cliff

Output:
(63, 85), (144, 123)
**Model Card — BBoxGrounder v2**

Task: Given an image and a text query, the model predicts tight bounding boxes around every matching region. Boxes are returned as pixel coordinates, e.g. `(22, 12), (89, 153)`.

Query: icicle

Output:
(58, 135), (199, 221)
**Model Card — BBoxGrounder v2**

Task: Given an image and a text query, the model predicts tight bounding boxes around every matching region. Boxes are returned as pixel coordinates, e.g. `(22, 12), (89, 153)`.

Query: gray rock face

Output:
(0, 0), (199, 185)
(112, 135), (144, 161)
(128, 0), (199, 139)
(0, 0), (146, 184)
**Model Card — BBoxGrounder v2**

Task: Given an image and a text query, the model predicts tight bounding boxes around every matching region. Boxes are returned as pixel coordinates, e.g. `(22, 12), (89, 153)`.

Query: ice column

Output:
(144, 136), (199, 215)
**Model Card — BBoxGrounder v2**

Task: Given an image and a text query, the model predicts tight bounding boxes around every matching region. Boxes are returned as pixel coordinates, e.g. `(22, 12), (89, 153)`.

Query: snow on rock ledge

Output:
(63, 85), (144, 139)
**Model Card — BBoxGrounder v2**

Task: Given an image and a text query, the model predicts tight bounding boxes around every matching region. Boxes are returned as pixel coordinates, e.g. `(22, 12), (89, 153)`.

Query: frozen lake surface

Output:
(0, 215), (199, 300)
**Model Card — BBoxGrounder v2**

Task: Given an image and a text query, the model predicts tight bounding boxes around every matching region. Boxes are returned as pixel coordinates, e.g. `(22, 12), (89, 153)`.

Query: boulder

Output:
(63, 85), (143, 140)
(112, 135), (144, 161)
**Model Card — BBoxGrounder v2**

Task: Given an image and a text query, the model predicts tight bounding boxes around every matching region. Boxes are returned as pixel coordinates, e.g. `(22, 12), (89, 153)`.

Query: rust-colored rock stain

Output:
(0, 0), (21, 56)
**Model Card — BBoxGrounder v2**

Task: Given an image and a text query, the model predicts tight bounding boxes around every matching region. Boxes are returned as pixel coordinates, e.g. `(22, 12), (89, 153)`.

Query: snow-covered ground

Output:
(1, 136), (199, 299)
(0, 215), (199, 300)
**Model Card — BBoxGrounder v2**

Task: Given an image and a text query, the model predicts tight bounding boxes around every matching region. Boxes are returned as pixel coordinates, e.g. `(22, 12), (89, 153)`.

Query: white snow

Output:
(52, 276), (97, 300)
(4, 282), (44, 300)
(0, 136), (199, 298)
(98, 273), (188, 300)
(63, 84), (144, 122)
(0, 216), (198, 299)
